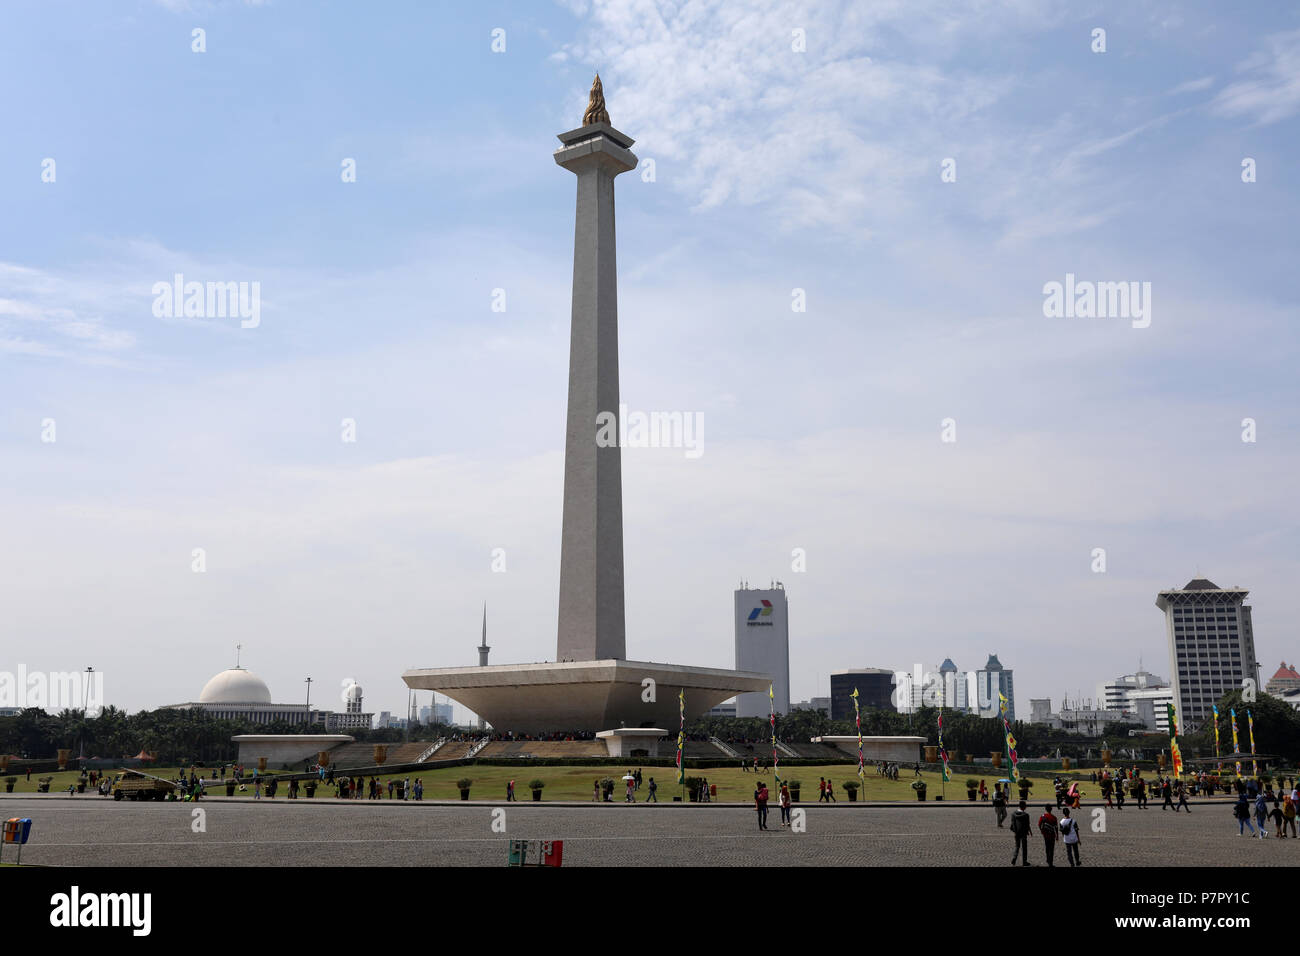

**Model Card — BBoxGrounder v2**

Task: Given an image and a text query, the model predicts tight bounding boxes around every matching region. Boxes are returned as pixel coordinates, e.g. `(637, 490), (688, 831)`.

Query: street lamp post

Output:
(305, 677), (313, 727)
(79, 666), (93, 762)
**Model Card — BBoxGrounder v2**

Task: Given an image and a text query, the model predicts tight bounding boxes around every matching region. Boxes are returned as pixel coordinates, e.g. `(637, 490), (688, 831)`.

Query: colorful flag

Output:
(851, 687), (865, 780)
(1230, 707), (1242, 778)
(999, 692), (1019, 782)
(1247, 709), (1258, 777)
(675, 688), (685, 784)
(769, 684), (781, 785)
(1212, 704), (1222, 771)
(937, 713), (951, 782)
(1166, 703), (1183, 777)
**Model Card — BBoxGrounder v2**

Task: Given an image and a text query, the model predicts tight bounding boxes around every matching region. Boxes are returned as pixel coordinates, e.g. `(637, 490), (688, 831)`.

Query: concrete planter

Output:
(916, 790), (927, 801)
(225, 781), (237, 796)
(790, 788), (801, 802)
(990, 752), (1003, 769)
(967, 790), (977, 801)
(459, 789), (470, 801)
(845, 789), (858, 802)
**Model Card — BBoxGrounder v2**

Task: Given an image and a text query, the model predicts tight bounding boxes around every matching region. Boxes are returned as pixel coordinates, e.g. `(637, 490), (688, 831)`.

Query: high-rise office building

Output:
(975, 654), (1014, 720)
(829, 669), (896, 720)
(734, 583), (790, 718)
(1158, 577), (1261, 731)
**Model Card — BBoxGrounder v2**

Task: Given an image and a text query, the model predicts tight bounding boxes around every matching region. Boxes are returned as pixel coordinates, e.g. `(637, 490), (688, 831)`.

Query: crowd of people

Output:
(996, 769), (1300, 865)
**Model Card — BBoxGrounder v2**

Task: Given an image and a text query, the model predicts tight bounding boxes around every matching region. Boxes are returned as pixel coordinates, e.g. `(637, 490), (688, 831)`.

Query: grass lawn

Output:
(4, 763), (1256, 804)
(295, 764), (1101, 803)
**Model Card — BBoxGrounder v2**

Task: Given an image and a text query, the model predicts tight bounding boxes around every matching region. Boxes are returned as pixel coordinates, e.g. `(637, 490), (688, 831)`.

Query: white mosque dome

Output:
(344, 682), (363, 701)
(199, 667), (273, 705)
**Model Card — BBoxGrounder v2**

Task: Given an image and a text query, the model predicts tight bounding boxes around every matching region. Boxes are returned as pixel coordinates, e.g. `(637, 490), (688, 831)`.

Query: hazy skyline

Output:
(2, 1), (1298, 724)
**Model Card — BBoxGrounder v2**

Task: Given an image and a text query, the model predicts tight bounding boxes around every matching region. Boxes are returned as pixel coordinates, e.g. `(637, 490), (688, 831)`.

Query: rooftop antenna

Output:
(235, 643), (242, 669)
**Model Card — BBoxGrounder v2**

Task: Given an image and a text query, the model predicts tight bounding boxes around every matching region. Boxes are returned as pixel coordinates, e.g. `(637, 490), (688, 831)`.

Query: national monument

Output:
(403, 78), (770, 735)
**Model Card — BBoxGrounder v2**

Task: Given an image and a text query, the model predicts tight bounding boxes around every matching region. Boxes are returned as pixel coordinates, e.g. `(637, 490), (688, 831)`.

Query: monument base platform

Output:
(232, 734), (355, 769)
(814, 735), (928, 763)
(596, 727), (667, 757)
(402, 660), (770, 735)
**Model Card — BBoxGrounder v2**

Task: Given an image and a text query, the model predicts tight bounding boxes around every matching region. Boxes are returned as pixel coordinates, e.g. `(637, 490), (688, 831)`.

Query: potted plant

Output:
(304, 780), (317, 798)
(966, 778), (979, 801)
(684, 776), (704, 802)
(1018, 778), (1034, 801)
(912, 779), (928, 801)
(842, 780), (860, 802)
(457, 777), (472, 801)
(225, 779), (237, 796)
(37, 776), (53, 793)
(3, 776), (15, 793)
(788, 780), (801, 802)
(529, 779), (545, 802)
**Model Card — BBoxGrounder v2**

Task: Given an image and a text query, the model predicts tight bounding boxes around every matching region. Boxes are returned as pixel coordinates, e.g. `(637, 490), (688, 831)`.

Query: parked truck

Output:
(111, 769), (177, 801)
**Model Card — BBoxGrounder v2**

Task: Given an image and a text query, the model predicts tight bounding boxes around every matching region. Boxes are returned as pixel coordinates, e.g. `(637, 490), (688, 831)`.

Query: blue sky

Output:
(2, 0), (1298, 723)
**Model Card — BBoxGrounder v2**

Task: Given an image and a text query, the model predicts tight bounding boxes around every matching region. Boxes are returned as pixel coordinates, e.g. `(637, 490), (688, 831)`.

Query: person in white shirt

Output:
(1059, 807), (1082, 867)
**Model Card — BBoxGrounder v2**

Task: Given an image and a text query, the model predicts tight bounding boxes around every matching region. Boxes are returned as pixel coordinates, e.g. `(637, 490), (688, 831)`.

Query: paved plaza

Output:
(4, 796), (1296, 867)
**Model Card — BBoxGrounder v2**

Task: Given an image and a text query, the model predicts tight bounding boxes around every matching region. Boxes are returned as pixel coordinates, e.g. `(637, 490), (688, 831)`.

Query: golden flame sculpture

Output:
(583, 74), (610, 126)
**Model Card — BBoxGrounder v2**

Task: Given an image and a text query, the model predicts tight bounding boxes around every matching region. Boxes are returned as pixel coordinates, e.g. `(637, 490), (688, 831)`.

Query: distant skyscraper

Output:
(830, 669), (896, 720)
(1158, 577), (1260, 731)
(975, 654), (1013, 720)
(734, 583), (790, 718)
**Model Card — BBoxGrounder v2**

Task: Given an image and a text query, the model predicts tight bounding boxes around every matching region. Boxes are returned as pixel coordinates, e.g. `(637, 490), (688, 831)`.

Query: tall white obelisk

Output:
(554, 76), (637, 663)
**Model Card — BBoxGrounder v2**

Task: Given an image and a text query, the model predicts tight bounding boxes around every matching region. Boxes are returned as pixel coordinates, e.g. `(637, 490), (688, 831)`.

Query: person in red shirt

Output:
(818, 777), (827, 802)
(1037, 804), (1060, 867)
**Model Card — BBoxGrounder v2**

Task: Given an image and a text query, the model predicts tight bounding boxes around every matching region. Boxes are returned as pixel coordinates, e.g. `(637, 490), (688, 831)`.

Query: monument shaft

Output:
(554, 120), (637, 662)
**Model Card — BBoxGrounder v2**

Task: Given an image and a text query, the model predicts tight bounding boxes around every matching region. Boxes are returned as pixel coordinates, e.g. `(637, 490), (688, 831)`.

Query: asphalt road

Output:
(2, 794), (1293, 867)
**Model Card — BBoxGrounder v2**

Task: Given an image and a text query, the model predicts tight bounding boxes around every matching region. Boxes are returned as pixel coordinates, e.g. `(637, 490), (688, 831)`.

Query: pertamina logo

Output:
(746, 600), (774, 626)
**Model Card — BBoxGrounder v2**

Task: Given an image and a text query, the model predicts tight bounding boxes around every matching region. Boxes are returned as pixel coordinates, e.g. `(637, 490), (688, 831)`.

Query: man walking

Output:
(1037, 804), (1060, 867)
(1010, 800), (1031, 866)
(755, 782), (770, 830)
(1060, 807), (1081, 866)
(993, 785), (1008, 827)
(645, 777), (657, 802)
(1175, 780), (1191, 813)
(1161, 777), (1174, 810)
(779, 782), (792, 828)
(818, 777), (827, 802)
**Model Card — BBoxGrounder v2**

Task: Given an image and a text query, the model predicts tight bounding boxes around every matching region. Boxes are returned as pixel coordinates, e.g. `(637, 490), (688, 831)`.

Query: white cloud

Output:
(1211, 29), (1300, 125)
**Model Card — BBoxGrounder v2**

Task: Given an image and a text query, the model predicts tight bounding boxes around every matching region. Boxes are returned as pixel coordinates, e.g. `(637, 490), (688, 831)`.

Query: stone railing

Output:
(415, 738), (446, 763)
(709, 737), (740, 758)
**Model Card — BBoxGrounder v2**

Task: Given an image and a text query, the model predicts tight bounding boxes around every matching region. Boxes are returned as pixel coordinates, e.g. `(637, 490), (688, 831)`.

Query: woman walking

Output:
(1234, 794), (1257, 836)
